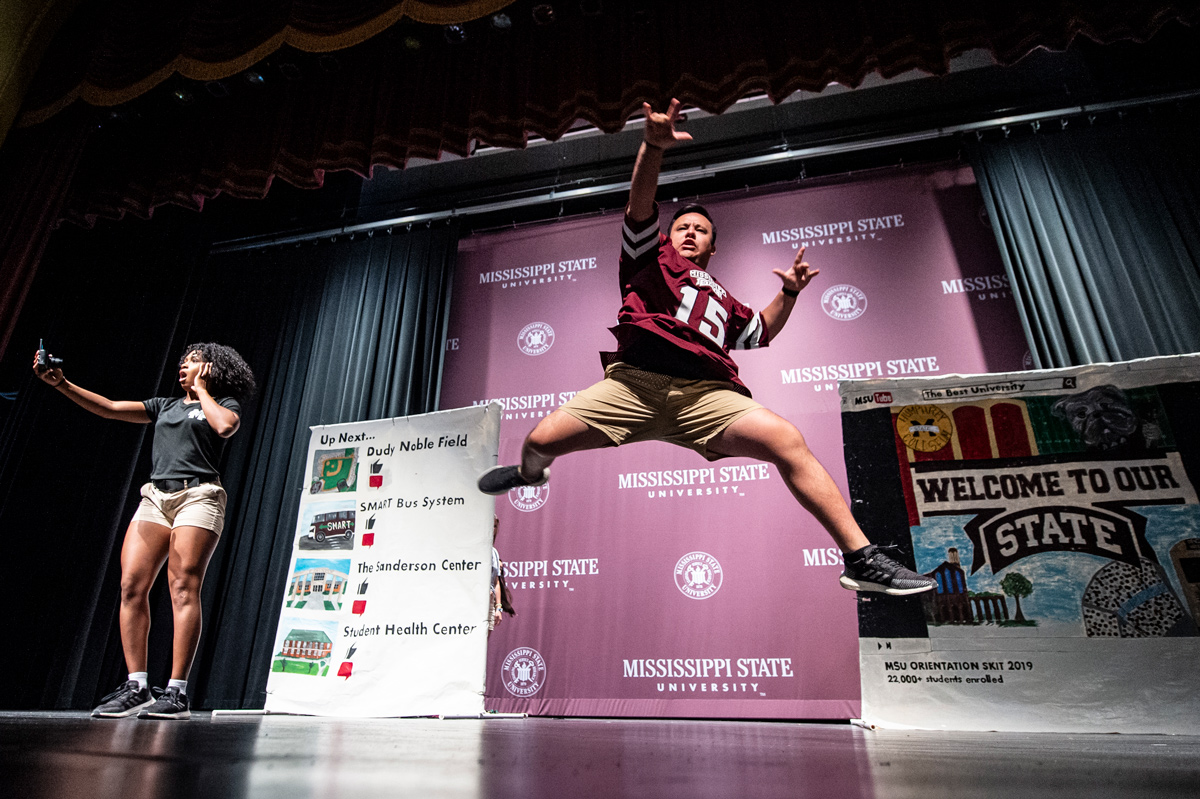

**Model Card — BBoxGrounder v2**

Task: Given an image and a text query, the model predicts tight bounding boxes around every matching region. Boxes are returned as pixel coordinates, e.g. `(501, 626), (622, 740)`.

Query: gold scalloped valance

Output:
(15, 0), (517, 127)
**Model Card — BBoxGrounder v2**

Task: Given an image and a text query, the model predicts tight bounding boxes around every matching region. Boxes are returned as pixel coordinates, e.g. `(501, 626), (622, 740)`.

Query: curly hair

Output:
(180, 343), (256, 405)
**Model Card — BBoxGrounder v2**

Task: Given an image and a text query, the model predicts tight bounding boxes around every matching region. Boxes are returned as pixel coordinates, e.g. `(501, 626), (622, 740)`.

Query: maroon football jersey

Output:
(604, 206), (769, 395)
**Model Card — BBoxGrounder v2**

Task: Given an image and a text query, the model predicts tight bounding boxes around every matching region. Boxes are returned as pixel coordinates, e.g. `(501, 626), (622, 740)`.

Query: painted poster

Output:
(442, 163), (1028, 718)
(264, 405), (501, 717)
(841, 354), (1200, 733)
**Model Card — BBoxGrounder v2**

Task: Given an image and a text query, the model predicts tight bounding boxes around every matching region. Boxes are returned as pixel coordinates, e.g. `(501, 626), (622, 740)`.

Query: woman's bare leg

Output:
(119, 521), (172, 672)
(164, 526), (219, 681)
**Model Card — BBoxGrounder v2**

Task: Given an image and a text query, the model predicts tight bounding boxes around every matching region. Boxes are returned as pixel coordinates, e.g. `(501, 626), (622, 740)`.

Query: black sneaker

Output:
(477, 465), (549, 495)
(839, 545), (936, 596)
(91, 680), (153, 718)
(137, 686), (191, 720)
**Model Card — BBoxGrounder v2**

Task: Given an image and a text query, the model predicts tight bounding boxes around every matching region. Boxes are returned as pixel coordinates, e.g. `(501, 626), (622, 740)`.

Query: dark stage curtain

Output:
(967, 112), (1200, 368)
(0, 215), (458, 710)
(0, 108), (93, 360)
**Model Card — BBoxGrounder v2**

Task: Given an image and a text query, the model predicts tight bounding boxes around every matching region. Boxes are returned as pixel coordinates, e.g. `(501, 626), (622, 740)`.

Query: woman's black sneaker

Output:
(839, 545), (936, 595)
(137, 686), (191, 720)
(91, 680), (153, 718)
(477, 465), (549, 495)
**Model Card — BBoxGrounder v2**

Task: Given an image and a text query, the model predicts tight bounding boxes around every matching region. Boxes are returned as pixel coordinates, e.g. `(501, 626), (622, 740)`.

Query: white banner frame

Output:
(842, 355), (1200, 733)
(264, 404), (501, 717)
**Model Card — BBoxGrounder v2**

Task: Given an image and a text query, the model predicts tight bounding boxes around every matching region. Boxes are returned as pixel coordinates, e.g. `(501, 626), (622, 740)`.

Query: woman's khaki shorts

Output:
(557, 362), (763, 461)
(132, 481), (228, 535)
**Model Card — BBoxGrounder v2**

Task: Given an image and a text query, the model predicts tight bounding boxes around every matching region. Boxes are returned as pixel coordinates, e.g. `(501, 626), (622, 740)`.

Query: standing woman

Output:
(34, 343), (255, 720)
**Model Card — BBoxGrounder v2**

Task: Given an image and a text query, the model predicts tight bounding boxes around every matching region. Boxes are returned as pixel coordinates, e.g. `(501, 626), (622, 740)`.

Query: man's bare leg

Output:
(707, 408), (869, 553)
(479, 409), (612, 494)
(708, 408), (935, 595)
(519, 410), (614, 479)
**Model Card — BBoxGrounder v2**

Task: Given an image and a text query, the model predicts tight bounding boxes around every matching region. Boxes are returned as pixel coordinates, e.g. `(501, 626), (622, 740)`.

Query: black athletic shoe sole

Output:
(91, 697), (154, 718)
(477, 465), (549, 495)
(838, 573), (936, 596)
(139, 708), (191, 720)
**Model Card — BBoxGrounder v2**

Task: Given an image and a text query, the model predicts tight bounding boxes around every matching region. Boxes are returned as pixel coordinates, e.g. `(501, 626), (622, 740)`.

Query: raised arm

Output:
(193, 362), (240, 438)
(626, 99), (692, 223)
(760, 246), (819, 339)
(33, 351), (150, 423)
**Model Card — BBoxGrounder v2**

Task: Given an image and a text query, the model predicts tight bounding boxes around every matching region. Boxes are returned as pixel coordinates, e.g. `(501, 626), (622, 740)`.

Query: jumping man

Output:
(478, 99), (934, 596)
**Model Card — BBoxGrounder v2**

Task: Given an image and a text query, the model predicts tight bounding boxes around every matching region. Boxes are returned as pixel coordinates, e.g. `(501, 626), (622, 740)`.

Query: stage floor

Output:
(2, 712), (1197, 799)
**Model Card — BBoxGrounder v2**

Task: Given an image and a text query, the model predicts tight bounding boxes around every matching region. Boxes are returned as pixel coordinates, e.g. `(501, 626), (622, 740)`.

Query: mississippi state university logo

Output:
(674, 552), (723, 600)
(821, 284), (867, 321)
(896, 404), (953, 453)
(509, 482), (549, 512)
(517, 322), (555, 356)
(503, 647), (547, 696)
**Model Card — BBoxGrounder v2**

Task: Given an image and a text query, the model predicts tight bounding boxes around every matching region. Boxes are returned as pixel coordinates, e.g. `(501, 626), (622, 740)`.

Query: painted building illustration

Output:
(923, 547), (1009, 625)
(286, 563), (349, 610)
(289, 567), (348, 597)
(279, 629), (333, 660)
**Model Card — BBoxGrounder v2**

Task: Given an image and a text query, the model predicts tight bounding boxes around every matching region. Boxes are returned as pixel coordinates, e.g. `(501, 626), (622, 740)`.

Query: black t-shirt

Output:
(142, 396), (241, 481)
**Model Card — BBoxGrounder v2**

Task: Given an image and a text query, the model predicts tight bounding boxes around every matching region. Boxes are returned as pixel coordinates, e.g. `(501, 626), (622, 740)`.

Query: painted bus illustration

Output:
(309, 510), (355, 544)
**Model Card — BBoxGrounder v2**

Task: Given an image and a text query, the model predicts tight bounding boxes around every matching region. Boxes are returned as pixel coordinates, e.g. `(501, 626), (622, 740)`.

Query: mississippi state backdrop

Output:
(442, 163), (1027, 718)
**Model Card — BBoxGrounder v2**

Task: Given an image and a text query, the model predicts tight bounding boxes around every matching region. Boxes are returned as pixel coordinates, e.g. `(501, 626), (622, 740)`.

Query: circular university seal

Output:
(674, 551), (723, 600)
(509, 482), (550, 512)
(821, 284), (867, 321)
(896, 404), (953, 453)
(503, 647), (547, 697)
(518, 322), (555, 356)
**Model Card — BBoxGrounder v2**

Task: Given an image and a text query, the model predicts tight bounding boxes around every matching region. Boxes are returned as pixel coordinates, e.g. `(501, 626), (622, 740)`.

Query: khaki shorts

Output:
(132, 481), (228, 535)
(558, 362), (763, 461)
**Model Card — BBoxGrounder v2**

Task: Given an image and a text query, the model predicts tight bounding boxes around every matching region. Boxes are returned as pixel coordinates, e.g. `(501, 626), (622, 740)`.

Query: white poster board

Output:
(264, 404), (501, 717)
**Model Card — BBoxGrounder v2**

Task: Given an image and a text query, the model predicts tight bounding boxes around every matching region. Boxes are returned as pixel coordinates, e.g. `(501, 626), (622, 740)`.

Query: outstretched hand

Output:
(772, 246), (819, 295)
(643, 99), (693, 150)
(32, 350), (63, 386)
